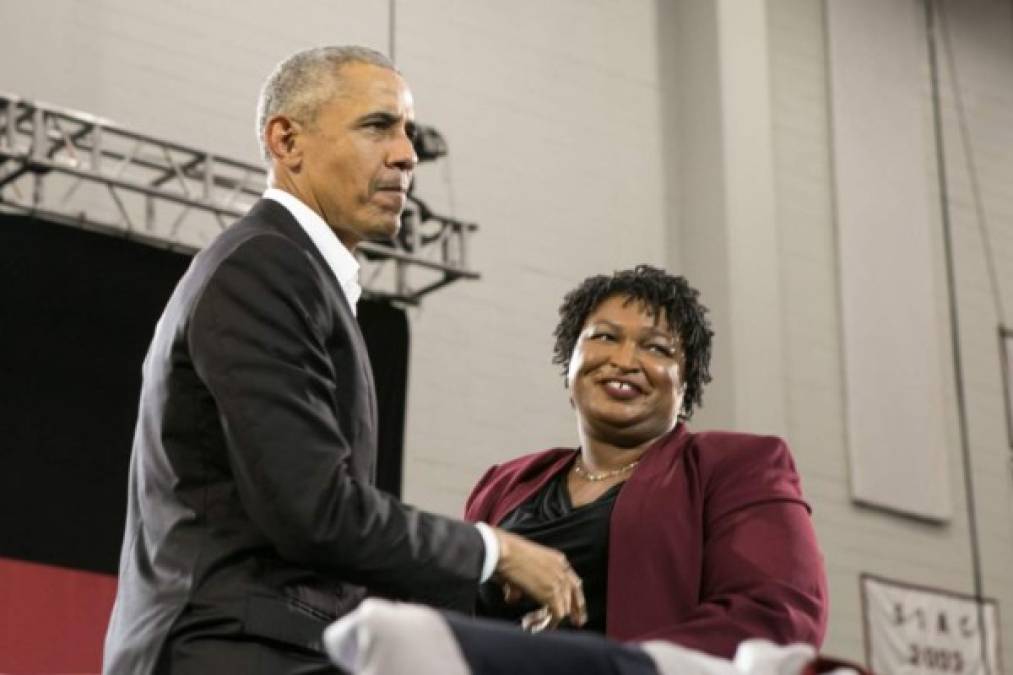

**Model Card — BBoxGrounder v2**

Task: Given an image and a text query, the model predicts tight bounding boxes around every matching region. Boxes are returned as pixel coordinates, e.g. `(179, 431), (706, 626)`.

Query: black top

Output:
(477, 460), (621, 633)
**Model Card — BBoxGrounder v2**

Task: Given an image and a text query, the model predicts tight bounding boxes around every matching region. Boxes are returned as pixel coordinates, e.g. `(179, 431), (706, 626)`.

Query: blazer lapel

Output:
(246, 198), (379, 448)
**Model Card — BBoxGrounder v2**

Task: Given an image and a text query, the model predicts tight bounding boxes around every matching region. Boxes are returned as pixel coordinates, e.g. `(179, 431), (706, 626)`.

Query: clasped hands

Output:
(492, 528), (587, 633)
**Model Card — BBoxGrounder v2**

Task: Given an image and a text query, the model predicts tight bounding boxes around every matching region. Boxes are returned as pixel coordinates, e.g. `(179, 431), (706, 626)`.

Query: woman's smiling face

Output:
(567, 294), (685, 448)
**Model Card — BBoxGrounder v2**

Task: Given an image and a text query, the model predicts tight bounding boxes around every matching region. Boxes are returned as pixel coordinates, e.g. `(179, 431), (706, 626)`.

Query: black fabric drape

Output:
(356, 298), (409, 499)
(0, 214), (409, 574)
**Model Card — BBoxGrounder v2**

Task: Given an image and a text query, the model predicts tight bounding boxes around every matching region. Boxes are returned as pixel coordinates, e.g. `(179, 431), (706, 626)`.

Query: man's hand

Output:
(492, 528), (587, 629)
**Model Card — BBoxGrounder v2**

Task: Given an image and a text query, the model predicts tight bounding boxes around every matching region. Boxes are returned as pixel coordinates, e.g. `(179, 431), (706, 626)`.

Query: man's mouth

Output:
(375, 177), (410, 194)
(373, 185), (408, 210)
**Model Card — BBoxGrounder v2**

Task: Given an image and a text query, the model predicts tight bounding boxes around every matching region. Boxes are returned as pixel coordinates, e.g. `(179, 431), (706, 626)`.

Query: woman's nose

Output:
(608, 340), (639, 369)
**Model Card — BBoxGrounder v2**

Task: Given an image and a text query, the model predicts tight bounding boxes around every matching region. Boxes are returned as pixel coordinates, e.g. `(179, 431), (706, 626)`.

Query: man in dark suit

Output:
(103, 46), (585, 674)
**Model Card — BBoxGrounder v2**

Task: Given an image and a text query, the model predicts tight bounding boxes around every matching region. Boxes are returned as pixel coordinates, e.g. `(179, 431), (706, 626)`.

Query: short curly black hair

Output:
(552, 265), (714, 420)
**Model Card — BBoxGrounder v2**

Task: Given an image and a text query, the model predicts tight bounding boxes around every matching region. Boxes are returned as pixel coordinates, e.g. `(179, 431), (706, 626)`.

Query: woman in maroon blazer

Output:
(465, 265), (828, 659)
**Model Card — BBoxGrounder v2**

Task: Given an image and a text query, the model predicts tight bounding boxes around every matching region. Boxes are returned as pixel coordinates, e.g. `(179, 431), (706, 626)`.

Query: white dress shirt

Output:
(264, 188), (362, 313)
(261, 188), (499, 583)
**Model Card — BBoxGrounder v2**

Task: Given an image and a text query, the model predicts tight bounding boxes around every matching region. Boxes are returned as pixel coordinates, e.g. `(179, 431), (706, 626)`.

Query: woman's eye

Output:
(589, 332), (614, 342)
(648, 344), (674, 356)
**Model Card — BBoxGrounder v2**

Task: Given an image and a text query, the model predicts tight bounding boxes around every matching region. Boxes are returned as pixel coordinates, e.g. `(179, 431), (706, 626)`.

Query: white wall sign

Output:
(862, 575), (1003, 674)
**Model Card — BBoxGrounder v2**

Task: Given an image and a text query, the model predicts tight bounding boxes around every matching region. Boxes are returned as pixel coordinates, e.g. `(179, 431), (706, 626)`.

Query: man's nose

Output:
(388, 132), (418, 171)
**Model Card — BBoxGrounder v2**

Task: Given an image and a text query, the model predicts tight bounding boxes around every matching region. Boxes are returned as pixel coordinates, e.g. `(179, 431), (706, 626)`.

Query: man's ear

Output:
(265, 115), (303, 169)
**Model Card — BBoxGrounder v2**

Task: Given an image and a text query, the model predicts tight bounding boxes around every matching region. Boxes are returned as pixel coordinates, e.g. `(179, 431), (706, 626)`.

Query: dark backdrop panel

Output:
(357, 300), (409, 498)
(0, 213), (408, 579)
(0, 214), (193, 574)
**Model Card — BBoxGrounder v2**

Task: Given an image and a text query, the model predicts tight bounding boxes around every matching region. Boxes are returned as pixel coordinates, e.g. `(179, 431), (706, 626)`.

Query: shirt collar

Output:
(262, 187), (362, 313)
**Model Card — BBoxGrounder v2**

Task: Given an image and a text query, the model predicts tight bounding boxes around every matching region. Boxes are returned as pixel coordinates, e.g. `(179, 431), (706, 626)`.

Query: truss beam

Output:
(0, 92), (479, 304)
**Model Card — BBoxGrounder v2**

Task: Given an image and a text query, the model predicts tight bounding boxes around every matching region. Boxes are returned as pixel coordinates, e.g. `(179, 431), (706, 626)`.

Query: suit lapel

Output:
(246, 199), (379, 439)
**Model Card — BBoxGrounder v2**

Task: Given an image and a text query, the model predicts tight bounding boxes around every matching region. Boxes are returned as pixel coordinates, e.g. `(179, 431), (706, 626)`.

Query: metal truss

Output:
(0, 91), (479, 304)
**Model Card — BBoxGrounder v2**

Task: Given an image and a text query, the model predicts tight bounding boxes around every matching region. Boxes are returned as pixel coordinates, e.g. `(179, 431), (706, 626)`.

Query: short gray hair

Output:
(255, 46), (396, 162)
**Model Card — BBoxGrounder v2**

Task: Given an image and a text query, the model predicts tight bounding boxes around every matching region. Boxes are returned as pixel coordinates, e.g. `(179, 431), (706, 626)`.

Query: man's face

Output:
(298, 62), (417, 248)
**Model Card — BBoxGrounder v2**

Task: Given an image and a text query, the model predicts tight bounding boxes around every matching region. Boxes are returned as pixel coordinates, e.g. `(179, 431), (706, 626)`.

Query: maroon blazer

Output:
(465, 424), (828, 659)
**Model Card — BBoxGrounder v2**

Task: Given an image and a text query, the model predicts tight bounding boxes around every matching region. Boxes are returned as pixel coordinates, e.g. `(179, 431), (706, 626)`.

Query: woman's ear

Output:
(674, 382), (688, 420)
(564, 373), (575, 409)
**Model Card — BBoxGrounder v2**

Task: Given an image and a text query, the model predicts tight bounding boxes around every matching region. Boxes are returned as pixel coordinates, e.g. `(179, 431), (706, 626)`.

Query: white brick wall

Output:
(392, 0), (668, 513)
(4, 0), (1013, 669)
(0, 0), (388, 164)
(935, 1), (1013, 671)
(769, 0), (1013, 667)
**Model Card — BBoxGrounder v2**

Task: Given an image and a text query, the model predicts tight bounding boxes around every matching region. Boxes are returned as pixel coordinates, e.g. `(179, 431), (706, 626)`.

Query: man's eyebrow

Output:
(356, 111), (416, 135)
(356, 111), (400, 125)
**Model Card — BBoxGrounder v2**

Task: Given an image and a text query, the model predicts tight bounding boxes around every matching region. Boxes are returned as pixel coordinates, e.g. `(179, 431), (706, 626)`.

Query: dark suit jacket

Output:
(465, 424), (828, 659)
(103, 199), (484, 674)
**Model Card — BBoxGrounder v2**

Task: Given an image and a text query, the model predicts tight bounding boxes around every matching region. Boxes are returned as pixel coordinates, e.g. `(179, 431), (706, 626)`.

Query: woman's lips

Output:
(600, 379), (643, 400)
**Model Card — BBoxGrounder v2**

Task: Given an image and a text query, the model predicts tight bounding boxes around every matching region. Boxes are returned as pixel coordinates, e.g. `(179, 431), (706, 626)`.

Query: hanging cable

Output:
(924, 1), (991, 672)
(388, 0), (397, 64)
(937, 1), (1007, 326)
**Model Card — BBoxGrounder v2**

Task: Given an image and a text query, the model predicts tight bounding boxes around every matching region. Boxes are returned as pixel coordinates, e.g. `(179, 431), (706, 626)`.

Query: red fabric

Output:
(465, 424), (828, 659)
(0, 557), (117, 674)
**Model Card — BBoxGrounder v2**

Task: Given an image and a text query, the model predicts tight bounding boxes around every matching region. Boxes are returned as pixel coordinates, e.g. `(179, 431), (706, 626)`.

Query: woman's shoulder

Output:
(465, 448), (574, 521)
(684, 428), (795, 470)
(680, 427), (807, 512)
(489, 447), (575, 475)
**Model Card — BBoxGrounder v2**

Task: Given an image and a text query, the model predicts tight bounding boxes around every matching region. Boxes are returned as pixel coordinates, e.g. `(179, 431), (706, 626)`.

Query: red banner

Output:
(0, 557), (117, 674)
